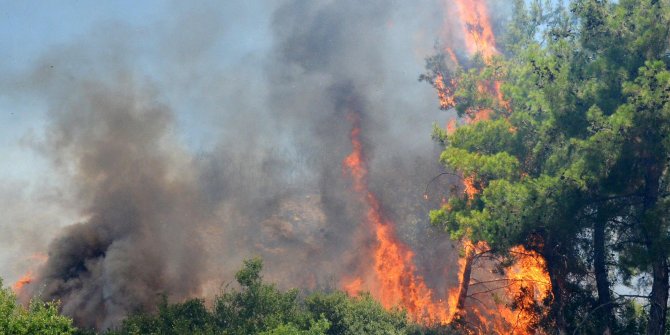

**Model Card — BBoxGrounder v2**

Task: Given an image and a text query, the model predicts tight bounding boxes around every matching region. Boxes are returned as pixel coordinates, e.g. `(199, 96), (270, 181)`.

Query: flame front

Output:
(342, 111), (451, 324)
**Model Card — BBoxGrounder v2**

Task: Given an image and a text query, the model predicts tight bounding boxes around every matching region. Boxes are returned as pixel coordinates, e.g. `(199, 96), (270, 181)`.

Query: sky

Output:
(0, 0), (281, 194)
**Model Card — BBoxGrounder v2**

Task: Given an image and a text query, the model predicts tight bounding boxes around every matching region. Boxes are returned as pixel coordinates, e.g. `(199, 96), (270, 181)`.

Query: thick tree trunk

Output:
(548, 269), (568, 334)
(647, 257), (669, 335)
(644, 160), (668, 335)
(593, 216), (614, 334)
(456, 247), (474, 312)
(539, 231), (573, 334)
(544, 243), (568, 335)
(453, 244), (475, 322)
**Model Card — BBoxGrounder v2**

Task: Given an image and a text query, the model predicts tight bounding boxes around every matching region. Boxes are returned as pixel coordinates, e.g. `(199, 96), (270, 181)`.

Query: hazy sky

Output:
(0, 1), (274, 173)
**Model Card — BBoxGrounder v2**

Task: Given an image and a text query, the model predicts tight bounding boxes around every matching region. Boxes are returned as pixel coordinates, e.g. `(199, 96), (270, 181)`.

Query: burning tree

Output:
(427, 0), (670, 334)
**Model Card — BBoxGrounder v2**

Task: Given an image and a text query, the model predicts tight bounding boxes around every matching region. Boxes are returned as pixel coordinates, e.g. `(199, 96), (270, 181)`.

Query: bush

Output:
(0, 279), (76, 335)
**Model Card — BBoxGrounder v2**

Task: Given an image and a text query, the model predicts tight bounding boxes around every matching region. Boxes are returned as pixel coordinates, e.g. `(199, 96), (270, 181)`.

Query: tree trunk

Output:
(544, 240), (568, 335)
(456, 246), (475, 316)
(593, 215), (614, 334)
(644, 160), (668, 335)
(453, 244), (475, 322)
(647, 257), (669, 335)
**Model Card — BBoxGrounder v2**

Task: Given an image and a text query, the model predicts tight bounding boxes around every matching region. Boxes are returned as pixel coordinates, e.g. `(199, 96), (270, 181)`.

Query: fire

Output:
(343, 113), (367, 192)
(430, 1), (505, 121)
(446, 119), (458, 135)
(12, 271), (33, 294)
(341, 110), (451, 324)
(11, 252), (48, 298)
(343, 277), (364, 296)
(463, 176), (478, 200)
(442, 241), (551, 333)
(453, 0), (498, 59)
(435, 73), (457, 110)
(340, 0), (549, 330)
(500, 246), (551, 333)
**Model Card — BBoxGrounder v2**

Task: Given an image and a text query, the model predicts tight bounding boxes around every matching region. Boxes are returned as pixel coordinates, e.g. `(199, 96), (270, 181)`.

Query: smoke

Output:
(0, 0), (488, 329)
(24, 70), (209, 327)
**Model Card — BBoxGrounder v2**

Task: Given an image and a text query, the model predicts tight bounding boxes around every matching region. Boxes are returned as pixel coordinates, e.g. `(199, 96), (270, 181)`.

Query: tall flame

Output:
(453, 0), (498, 59)
(342, 111), (452, 324)
(433, 0), (505, 120)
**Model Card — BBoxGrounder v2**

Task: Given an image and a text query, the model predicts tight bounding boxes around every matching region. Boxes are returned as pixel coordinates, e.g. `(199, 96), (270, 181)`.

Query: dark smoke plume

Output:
(29, 73), (209, 328)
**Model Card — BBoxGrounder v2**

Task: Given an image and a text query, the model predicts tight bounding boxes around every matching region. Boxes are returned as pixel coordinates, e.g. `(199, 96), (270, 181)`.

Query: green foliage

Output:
(110, 298), (215, 335)
(213, 258), (303, 334)
(105, 259), (439, 335)
(305, 292), (409, 335)
(0, 278), (76, 335)
(259, 316), (330, 335)
(428, 0), (670, 333)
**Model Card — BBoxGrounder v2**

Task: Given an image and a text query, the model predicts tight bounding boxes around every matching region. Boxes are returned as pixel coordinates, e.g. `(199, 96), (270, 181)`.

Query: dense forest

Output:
(4, 0), (670, 334)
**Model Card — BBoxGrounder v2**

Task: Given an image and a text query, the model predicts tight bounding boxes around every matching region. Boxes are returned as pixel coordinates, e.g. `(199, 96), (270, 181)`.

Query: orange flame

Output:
(498, 246), (551, 334)
(12, 271), (33, 294)
(12, 252), (48, 299)
(435, 0), (507, 120)
(435, 73), (457, 110)
(342, 111), (452, 324)
(446, 119), (458, 135)
(463, 176), (478, 200)
(453, 0), (498, 59)
(343, 277), (364, 296)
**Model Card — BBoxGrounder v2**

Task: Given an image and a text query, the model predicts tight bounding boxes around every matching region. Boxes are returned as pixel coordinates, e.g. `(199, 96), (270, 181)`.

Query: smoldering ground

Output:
(0, 0), (503, 329)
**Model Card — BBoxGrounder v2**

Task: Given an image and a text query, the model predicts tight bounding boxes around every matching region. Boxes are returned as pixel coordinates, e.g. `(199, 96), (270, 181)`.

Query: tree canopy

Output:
(428, 0), (670, 333)
(99, 258), (439, 335)
(0, 279), (76, 335)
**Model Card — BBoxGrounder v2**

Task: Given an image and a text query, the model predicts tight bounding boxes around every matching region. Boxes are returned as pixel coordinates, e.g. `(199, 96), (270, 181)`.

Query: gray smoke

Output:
(26, 70), (210, 328)
(0, 0), (503, 329)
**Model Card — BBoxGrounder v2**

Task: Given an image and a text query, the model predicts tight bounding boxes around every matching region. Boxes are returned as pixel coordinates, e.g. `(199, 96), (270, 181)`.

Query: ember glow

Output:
(341, 110), (451, 324)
